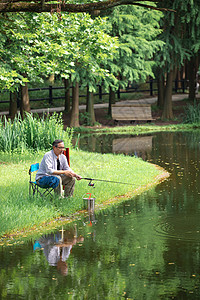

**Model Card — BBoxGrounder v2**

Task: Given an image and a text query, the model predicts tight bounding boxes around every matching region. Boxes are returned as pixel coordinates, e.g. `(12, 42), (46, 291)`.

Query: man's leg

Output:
(37, 175), (75, 198)
(37, 176), (60, 190)
(61, 175), (76, 197)
(54, 175), (63, 196)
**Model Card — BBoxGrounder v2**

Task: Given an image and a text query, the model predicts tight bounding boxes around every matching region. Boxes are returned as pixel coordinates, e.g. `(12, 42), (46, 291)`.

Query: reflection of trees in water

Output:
(151, 132), (200, 188)
(2, 131), (200, 298)
(1, 187), (200, 298)
(76, 133), (115, 153)
(77, 131), (200, 157)
(151, 131), (200, 209)
(76, 133), (153, 160)
(182, 130), (200, 150)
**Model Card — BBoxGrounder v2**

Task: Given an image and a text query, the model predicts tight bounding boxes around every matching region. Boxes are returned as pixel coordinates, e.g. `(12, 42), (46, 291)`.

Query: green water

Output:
(1, 131), (200, 299)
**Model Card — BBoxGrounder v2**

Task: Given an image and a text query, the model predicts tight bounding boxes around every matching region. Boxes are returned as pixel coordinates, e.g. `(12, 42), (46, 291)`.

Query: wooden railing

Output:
(0, 79), (187, 106)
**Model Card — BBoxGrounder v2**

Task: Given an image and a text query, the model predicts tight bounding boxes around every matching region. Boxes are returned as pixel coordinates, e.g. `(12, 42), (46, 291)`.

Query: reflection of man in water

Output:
(34, 227), (83, 276)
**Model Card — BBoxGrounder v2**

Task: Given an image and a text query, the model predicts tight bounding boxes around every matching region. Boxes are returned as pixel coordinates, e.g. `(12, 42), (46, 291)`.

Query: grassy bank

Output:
(0, 149), (167, 239)
(74, 123), (200, 135)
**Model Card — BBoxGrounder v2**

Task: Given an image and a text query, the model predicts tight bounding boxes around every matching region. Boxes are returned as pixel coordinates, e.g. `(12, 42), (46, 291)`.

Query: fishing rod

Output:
(82, 177), (134, 187)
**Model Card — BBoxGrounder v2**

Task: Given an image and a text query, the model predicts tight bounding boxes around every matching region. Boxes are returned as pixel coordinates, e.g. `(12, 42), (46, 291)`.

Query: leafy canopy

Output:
(0, 12), (119, 92)
(104, 5), (164, 89)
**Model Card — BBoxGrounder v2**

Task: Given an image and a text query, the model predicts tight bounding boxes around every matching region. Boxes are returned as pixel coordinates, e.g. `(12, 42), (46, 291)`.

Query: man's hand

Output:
(63, 170), (82, 180)
(63, 170), (75, 177)
(75, 174), (82, 181)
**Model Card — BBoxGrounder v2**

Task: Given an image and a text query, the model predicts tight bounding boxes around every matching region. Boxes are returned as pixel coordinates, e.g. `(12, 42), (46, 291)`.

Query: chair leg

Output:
(29, 183), (36, 196)
(29, 183), (32, 196)
(29, 182), (54, 198)
(42, 188), (54, 198)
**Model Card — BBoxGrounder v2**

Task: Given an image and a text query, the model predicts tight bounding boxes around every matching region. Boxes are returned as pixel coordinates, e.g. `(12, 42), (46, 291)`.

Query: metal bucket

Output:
(83, 197), (95, 210)
(83, 193), (95, 210)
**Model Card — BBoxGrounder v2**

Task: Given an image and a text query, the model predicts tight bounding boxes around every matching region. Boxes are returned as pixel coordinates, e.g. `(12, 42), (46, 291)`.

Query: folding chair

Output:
(29, 163), (54, 198)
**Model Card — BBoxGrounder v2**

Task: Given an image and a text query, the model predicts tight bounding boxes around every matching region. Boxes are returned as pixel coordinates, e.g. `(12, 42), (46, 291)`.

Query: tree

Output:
(86, 88), (96, 125)
(104, 5), (163, 115)
(0, 12), (118, 122)
(155, 0), (200, 119)
(181, 1), (200, 101)
(0, 0), (174, 14)
(70, 81), (80, 127)
(51, 13), (118, 127)
(0, 13), (56, 114)
(64, 78), (71, 112)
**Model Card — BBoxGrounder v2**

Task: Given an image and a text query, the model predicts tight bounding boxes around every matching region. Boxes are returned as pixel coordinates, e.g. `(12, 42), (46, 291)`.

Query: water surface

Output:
(1, 131), (200, 299)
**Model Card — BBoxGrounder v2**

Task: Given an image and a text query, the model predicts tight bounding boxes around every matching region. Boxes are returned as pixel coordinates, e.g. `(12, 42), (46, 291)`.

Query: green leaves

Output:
(155, 0), (200, 74)
(0, 112), (73, 152)
(0, 12), (119, 92)
(105, 5), (164, 87)
(0, 68), (28, 92)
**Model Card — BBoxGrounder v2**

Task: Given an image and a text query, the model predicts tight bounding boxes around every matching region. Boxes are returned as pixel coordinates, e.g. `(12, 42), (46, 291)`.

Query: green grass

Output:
(73, 123), (200, 135)
(183, 101), (200, 124)
(0, 112), (73, 152)
(0, 149), (164, 238)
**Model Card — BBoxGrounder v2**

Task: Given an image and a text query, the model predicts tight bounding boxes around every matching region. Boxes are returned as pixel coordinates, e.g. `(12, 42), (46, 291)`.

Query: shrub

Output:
(183, 101), (200, 124)
(0, 112), (73, 152)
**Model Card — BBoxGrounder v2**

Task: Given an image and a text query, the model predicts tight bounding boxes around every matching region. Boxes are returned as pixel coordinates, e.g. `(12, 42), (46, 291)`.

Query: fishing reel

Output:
(88, 180), (95, 188)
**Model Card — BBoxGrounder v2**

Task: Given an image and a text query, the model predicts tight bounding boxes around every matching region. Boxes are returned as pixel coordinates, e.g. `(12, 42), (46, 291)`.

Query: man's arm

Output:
(52, 169), (80, 179)
(58, 155), (82, 180)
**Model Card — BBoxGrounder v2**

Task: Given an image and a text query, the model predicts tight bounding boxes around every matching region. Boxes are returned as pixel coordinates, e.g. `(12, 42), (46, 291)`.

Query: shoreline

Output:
(0, 165), (170, 247)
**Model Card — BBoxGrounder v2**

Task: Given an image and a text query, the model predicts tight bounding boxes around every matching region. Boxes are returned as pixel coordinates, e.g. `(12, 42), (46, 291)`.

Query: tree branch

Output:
(0, 0), (175, 13)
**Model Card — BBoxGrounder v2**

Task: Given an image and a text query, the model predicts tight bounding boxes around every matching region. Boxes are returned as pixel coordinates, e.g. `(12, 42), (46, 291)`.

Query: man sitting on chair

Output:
(35, 139), (82, 197)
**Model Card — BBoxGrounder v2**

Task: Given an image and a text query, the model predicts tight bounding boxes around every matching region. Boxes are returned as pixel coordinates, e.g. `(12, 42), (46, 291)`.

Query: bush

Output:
(0, 112), (73, 152)
(183, 101), (200, 124)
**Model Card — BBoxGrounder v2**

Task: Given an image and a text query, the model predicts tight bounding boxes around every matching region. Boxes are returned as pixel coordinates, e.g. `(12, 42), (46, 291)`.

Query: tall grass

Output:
(183, 101), (200, 124)
(0, 112), (73, 152)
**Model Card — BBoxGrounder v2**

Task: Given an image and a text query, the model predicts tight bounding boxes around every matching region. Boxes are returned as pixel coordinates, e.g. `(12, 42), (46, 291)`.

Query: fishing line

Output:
(82, 177), (134, 187)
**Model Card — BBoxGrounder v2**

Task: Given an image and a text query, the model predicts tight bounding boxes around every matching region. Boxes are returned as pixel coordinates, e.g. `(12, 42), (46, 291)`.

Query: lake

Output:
(1, 131), (200, 299)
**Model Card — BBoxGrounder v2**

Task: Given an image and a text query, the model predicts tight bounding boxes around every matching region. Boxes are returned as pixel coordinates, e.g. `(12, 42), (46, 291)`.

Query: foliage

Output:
(154, 0), (200, 74)
(179, 0), (200, 54)
(104, 5), (164, 89)
(0, 112), (73, 152)
(0, 68), (28, 92)
(0, 13), (49, 90)
(79, 112), (93, 126)
(183, 101), (200, 124)
(0, 12), (118, 92)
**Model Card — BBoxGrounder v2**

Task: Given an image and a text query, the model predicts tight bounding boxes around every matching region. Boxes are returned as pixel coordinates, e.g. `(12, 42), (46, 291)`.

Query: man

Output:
(33, 225), (84, 276)
(35, 139), (82, 197)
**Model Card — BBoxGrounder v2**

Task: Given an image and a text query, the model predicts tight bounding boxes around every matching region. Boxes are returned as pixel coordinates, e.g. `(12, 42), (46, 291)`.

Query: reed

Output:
(183, 101), (200, 124)
(0, 112), (73, 152)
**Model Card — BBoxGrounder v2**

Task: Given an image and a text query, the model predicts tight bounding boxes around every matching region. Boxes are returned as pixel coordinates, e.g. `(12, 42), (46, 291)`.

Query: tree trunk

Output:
(157, 72), (165, 109)
(70, 81), (80, 127)
(64, 78), (71, 112)
(188, 55), (197, 101)
(0, 0), (165, 14)
(86, 86), (96, 125)
(9, 91), (17, 119)
(20, 75), (31, 116)
(108, 87), (115, 116)
(162, 69), (174, 120)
